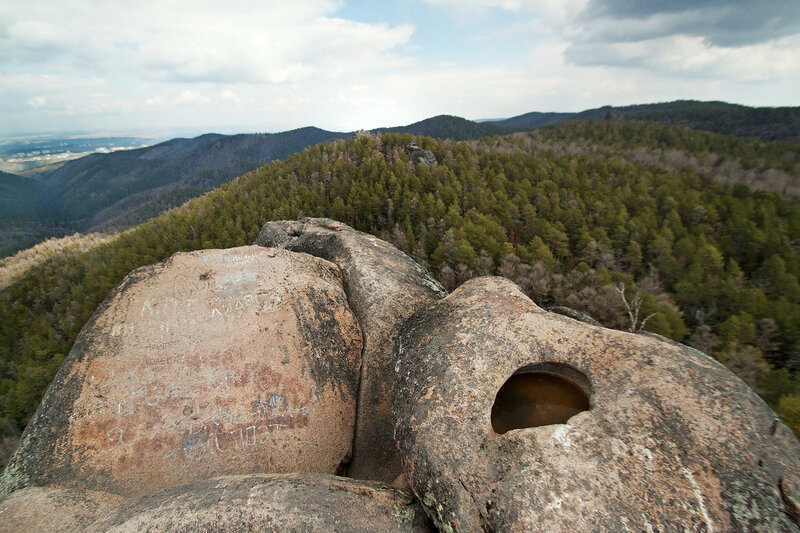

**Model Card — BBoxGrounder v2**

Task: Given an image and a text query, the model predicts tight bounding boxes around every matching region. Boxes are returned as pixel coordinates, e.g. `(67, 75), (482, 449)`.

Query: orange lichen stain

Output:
(491, 372), (589, 434)
(72, 415), (116, 448)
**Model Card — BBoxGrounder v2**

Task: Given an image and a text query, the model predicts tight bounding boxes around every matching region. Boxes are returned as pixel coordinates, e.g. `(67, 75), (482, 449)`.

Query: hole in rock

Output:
(491, 364), (590, 434)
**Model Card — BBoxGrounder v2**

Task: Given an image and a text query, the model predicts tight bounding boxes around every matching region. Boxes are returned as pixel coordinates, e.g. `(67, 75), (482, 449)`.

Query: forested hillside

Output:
(497, 100), (800, 143)
(39, 128), (350, 229)
(0, 171), (60, 257)
(1, 122), (799, 465)
(0, 128), (349, 257)
(515, 120), (800, 197)
(0, 171), (41, 220)
(622, 101), (800, 143)
(3, 101), (796, 259)
(374, 115), (509, 140)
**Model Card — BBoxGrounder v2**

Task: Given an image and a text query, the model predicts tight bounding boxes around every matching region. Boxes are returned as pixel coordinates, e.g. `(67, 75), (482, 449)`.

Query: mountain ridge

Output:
(372, 114), (508, 140)
(495, 100), (800, 142)
(1, 100), (797, 257)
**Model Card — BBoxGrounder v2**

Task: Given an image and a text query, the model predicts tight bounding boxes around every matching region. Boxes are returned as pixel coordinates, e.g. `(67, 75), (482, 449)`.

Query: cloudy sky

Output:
(1, 0), (799, 137)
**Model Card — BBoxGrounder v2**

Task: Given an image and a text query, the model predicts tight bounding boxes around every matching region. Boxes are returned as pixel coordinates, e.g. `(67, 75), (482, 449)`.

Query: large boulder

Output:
(0, 486), (124, 532)
(393, 276), (800, 532)
(1, 246), (362, 497)
(88, 473), (432, 532)
(404, 143), (438, 167)
(255, 218), (446, 482)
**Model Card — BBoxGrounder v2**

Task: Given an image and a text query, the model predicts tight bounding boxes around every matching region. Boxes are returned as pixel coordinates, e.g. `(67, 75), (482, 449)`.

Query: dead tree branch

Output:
(615, 283), (657, 332)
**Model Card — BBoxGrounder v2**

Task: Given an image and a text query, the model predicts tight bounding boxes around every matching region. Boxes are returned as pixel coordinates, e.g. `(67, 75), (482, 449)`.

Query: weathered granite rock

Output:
(88, 473), (432, 532)
(1, 246), (362, 497)
(405, 142), (438, 167)
(546, 305), (603, 327)
(393, 276), (800, 532)
(0, 486), (124, 532)
(255, 218), (446, 482)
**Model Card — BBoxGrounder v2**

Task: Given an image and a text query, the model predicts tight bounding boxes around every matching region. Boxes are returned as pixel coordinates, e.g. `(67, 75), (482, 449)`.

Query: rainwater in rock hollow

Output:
(491, 372), (589, 434)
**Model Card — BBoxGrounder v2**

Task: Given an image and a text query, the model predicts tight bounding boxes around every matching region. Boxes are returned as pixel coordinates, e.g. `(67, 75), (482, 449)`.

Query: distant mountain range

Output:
(495, 101), (800, 142)
(0, 128), (348, 255)
(372, 114), (507, 140)
(1, 100), (798, 257)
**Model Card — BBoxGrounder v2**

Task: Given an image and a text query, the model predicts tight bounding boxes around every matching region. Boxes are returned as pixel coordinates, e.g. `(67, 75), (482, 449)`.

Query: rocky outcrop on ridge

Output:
(404, 143), (438, 167)
(1, 220), (798, 532)
(255, 218), (447, 482)
(393, 276), (800, 532)
(0, 246), (362, 496)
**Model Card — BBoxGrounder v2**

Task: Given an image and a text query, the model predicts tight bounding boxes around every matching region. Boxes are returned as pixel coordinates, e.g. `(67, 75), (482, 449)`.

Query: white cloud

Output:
(27, 96), (47, 108)
(175, 90), (211, 106)
(0, 72), (105, 112)
(546, 0), (800, 83)
(5, 19), (68, 58)
(144, 95), (166, 109)
(0, 0), (798, 137)
(416, 0), (800, 86)
(220, 89), (243, 105)
(491, 0), (800, 85)
(418, 0), (589, 20)
(0, 0), (414, 83)
(564, 31), (800, 82)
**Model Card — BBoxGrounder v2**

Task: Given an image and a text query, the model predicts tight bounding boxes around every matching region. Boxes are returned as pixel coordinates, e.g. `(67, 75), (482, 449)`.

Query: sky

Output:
(1, 0), (799, 137)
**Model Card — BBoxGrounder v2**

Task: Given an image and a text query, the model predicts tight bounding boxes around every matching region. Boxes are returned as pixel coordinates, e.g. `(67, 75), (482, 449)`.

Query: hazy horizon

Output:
(3, 98), (797, 142)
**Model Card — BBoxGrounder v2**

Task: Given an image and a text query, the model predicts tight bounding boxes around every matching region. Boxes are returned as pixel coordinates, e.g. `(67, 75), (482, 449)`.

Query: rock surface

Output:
(88, 472), (432, 532)
(545, 305), (603, 327)
(1, 246), (362, 497)
(0, 486), (124, 532)
(404, 143), (438, 167)
(393, 276), (800, 532)
(255, 218), (447, 482)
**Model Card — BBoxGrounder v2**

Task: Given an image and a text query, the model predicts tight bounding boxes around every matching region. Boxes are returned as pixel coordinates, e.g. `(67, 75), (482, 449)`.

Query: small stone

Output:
(782, 474), (800, 525)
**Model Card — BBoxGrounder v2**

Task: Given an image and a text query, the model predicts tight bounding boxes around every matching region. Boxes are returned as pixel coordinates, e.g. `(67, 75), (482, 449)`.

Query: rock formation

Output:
(1, 246), (363, 496)
(89, 473), (431, 532)
(404, 143), (438, 167)
(393, 276), (800, 532)
(255, 218), (447, 482)
(0, 486), (124, 532)
(545, 305), (603, 327)
(1, 220), (798, 532)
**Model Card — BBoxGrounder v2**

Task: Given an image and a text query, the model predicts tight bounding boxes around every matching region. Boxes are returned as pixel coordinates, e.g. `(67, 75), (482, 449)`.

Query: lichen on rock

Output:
(1, 246), (362, 497)
(87, 473), (432, 532)
(256, 218), (446, 482)
(393, 276), (800, 532)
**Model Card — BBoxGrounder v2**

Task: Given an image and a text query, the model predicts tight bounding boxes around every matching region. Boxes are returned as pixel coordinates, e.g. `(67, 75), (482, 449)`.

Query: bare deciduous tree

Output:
(615, 283), (657, 332)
